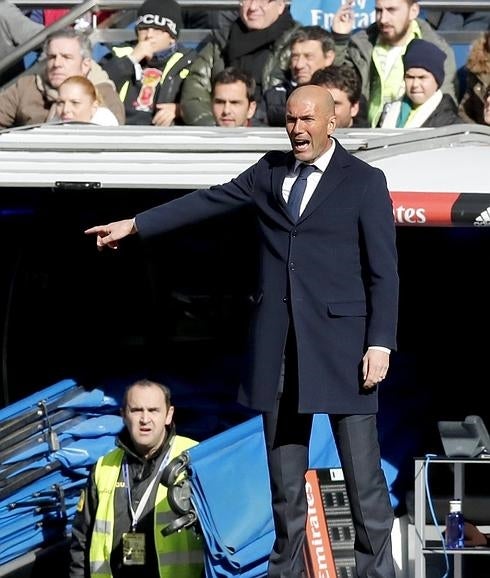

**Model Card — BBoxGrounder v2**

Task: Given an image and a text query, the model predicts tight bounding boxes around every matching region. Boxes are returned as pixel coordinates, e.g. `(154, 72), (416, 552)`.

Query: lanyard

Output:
(122, 437), (174, 531)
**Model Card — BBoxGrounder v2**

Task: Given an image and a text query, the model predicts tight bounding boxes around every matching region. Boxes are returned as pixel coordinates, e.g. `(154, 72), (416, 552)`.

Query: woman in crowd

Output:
(54, 75), (120, 125)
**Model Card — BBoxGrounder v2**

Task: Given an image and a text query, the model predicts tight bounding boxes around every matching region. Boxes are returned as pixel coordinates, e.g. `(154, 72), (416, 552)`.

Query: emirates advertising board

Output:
(391, 192), (490, 227)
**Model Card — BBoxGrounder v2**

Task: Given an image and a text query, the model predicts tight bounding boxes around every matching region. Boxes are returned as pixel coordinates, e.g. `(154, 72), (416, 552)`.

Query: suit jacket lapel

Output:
(298, 140), (351, 222)
(272, 151), (295, 217)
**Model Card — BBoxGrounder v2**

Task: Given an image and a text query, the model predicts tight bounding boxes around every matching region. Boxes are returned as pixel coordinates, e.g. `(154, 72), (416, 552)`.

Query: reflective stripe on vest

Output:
(89, 560), (112, 576)
(93, 519), (112, 535)
(155, 510), (176, 525)
(159, 549), (204, 565)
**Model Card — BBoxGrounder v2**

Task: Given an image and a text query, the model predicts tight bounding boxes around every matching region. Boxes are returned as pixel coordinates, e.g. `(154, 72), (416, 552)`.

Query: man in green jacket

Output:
(180, 0), (299, 126)
(333, 0), (458, 127)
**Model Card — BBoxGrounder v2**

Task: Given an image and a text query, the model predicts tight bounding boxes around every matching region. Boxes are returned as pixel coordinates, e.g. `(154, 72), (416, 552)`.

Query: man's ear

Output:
(276, 0), (286, 15)
(81, 57), (92, 77)
(409, 1), (420, 21)
(247, 101), (257, 120)
(165, 405), (175, 425)
(325, 50), (336, 67)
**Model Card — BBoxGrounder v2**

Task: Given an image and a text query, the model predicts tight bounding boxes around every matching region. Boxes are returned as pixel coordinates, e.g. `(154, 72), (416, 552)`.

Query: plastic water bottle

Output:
(445, 499), (464, 549)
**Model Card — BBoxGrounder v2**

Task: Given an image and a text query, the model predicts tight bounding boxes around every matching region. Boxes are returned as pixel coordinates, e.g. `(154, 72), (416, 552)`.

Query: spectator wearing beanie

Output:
(99, 0), (197, 125)
(381, 38), (464, 128)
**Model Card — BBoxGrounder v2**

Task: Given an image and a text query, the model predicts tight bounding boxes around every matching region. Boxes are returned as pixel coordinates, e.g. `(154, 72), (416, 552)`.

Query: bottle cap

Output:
(449, 499), (462, 513)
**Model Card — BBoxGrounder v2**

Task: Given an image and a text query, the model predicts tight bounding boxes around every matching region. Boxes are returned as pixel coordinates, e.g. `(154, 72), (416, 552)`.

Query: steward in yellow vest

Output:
(68, 379), (204, 578)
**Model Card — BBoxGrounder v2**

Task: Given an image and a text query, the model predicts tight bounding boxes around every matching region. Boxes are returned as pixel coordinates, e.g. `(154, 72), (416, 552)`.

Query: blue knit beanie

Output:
(403, 39), (447, 88)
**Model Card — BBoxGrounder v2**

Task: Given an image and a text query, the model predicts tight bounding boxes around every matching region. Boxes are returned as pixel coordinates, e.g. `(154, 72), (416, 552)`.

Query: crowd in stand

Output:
(0, 0), (489, 129)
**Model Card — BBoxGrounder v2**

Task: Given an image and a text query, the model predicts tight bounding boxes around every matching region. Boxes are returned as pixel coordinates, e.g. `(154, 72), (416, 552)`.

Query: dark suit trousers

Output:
(263, 333), (396, 578)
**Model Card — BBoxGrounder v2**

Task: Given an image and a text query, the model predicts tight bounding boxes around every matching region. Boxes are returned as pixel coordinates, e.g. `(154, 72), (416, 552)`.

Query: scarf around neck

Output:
(224, 10), (294, 66)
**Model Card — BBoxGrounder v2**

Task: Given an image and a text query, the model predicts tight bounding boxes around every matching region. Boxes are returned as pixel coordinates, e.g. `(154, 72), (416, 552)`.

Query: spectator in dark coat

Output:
(180, 0), (299, 126)
(263, 25), (336, 126)
(100, 0), (196, 125)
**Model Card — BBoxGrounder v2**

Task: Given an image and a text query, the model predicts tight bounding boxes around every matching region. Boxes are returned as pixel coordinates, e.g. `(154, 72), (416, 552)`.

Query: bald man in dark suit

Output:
(86, 85), (399, 578)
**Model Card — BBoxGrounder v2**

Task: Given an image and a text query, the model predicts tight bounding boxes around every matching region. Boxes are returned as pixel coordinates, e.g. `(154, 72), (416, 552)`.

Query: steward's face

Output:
(122, 384), (174, 458)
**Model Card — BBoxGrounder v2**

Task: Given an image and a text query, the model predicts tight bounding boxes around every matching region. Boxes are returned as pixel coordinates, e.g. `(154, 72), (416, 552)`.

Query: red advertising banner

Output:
(304, 469), (337, 578)
(391, 191), (490, 227)
(390, 192), (459, 226)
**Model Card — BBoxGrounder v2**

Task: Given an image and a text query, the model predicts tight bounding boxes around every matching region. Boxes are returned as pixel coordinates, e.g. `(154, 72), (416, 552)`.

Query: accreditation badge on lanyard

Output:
(121, 438), (174, 566)
(122, 531), (145, 565)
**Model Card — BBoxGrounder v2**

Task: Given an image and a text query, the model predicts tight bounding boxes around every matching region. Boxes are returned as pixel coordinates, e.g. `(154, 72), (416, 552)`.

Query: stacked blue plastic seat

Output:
(0, 378), (123, 567)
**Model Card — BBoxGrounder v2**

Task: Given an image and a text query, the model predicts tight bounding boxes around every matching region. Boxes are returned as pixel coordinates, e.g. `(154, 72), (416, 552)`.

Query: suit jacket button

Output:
(283, 297), (288, 303)
(291, 230), (297, 237)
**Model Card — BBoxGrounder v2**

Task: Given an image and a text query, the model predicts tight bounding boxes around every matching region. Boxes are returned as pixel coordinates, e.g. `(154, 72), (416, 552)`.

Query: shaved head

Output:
(285, 84), (336, 162)
(288, 84), (336, 113)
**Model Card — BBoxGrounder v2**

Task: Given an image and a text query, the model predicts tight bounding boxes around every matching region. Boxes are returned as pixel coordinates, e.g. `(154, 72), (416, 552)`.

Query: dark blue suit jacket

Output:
(136, 139), (399, 414)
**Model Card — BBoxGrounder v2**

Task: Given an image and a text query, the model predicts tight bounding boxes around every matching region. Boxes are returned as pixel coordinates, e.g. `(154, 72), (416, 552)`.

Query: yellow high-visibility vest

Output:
(89, 437), (203, 578)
